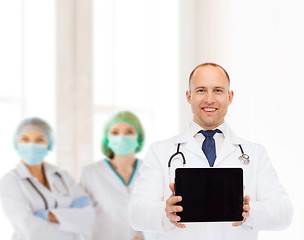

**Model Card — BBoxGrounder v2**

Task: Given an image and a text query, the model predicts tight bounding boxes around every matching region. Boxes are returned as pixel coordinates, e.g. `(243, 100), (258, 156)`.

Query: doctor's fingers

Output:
(233, 211), (249, 227)
(240, 196), (250, 222)
(166, 195), (182, 205)
(242, 203), (250, 220)
(166, 209), (186, 229)
(165, 204), (183, 215)
(244, 195), (250, 204)
(232, 211), (249, 227)
(169, 183), (175, 194)
(232, 217), (247, 227)
(132, 236), (144, 240)
(167, 211), (181, 222)
(232, 202), (250, 226)
(243, 204), (250, 212)
(242, 211), (249, 218)
(170, 219), (186, 229)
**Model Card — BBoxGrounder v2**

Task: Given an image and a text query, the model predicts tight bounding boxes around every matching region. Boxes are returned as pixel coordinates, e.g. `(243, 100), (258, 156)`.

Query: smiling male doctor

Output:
(129, 63), (293, 240)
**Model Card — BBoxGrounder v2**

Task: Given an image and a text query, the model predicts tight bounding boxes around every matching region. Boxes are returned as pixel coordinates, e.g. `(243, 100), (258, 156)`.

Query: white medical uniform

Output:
(80, 158), (144, 240)
(0, 162), (95, 240)
(129, 122), (293, 240)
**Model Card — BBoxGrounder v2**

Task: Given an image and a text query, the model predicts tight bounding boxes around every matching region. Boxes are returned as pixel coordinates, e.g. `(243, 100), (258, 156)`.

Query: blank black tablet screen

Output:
(175, 168), (243, 222)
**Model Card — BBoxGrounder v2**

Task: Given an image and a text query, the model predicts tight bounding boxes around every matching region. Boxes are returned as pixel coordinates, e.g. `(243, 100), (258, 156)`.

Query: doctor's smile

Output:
(202, 107), (217, 113)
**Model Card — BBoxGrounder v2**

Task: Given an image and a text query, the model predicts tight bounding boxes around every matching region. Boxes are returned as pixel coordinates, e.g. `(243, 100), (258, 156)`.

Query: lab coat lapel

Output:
(214, 126), (243, 166)
(43, 162), (57, 187)
(175, 125), (205, 159)
(15, 162), (32, 179)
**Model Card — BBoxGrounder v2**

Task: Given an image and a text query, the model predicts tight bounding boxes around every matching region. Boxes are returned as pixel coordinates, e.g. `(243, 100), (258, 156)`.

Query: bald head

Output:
(189, 63), (230, 90)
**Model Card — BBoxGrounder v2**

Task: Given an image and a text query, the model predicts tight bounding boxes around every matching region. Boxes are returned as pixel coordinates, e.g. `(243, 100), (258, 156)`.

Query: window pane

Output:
(0, 102), (21, 239)
(0, 1), (22, 99)
(23, 0), (55, 119)
(113, 0), (153, 108)
(93, 113), (108, 161)
(93, 0), (114, 106)
(93, 0), (179, 146)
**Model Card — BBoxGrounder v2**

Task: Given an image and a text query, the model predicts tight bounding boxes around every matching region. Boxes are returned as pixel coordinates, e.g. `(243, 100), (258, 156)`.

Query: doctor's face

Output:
(186, 65), (234, 130)
(18, 131), (48, 145)
(108, 122), (137, 137)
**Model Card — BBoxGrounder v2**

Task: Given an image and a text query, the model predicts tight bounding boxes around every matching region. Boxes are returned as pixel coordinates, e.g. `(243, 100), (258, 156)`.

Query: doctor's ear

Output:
(186, 90), (191, 104)
(228, 90), (234, 105)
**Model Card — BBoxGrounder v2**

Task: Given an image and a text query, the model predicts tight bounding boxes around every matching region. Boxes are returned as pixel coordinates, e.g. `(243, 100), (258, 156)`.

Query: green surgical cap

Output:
(101, 111), (145, 159)
(13, 117), (54, 151)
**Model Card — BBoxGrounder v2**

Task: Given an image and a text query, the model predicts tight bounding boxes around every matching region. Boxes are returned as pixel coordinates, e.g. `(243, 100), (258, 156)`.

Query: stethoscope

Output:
(168, 143), (250, 179)
(26, 172), (69, 210)
(238, 144), (250, 165)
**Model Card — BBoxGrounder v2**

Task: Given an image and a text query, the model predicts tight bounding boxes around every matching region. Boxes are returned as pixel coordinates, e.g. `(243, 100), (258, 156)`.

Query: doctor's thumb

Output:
(169, 183), (175, 194)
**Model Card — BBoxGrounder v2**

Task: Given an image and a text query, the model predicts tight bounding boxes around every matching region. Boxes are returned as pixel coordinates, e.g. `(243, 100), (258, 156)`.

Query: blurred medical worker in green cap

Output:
(80, 111), (146, 240)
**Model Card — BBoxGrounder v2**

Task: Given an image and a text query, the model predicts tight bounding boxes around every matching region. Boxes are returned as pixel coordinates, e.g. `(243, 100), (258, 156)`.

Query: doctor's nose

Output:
(204, 92), (215, 104)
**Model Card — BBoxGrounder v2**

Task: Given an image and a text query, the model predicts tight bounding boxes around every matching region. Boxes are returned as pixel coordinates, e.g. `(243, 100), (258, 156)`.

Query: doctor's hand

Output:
(34, 209), (49, 221)
(132, 235), (144, 240)
(232, 195), (250, 227)
(165, 183), (186, 229)
(70, 196), (91, 208)
(33, 210), (59, 223)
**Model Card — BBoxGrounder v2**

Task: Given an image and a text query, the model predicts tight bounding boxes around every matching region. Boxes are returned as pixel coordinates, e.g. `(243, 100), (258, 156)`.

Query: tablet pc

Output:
(175, 168), (243, 222)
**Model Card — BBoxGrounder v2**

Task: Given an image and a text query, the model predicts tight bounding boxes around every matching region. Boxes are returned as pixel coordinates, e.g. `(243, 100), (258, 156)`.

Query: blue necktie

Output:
(199, 129), (222, 167)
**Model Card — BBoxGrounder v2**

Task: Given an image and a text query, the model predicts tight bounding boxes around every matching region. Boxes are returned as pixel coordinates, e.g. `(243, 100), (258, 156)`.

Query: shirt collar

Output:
(15, 162), (33, 179)
(189, 121), (227, 138)
(15, 161), (58, 180)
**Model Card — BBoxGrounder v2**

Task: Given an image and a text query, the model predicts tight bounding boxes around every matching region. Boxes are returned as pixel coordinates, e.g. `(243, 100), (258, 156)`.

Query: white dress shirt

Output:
(190, 121), (226, 163)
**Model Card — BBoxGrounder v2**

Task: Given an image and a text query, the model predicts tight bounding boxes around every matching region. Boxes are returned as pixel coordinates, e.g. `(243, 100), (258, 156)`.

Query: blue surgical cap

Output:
(13, 117), (55, 151)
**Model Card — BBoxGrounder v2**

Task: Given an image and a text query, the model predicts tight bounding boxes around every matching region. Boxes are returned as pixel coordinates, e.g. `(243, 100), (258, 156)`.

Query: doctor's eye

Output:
(19, 136), (30, 142)
(197, 89), (206, 93)
(126, 129), (136, 135)
(36, 137), (46, 143)
(214, 88), (224, 93)
(109, 130), (119, 135)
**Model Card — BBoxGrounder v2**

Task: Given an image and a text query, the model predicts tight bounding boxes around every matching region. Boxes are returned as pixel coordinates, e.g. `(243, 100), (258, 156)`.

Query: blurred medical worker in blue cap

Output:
(80, 111), (149, 240)
(0, 117), (95, 240)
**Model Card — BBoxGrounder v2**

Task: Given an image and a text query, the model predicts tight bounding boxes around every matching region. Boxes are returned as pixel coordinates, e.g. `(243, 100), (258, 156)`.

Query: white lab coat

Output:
(80, 159), (145, 240)
(129, 123), (293, 240)
(0, 162), (95, 240)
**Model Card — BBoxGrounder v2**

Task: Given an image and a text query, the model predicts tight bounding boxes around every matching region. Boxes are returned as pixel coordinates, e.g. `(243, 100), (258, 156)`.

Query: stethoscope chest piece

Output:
(238, 144), (250, 165)
(239, 154), (250, 165)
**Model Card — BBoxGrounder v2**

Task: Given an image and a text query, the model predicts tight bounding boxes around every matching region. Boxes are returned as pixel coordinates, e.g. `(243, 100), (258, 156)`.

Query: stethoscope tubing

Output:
(238, 144), (250, 164)
(26, 178), (49, 210)
(168, 143), (250, 170)
(168, 143), (186, 168)
(26, 172), (68, 210)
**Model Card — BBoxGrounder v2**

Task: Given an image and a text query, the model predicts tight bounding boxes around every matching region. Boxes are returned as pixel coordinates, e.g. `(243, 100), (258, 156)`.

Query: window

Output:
(0, 1), (55, 238)
(93, 0), (179, 160)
